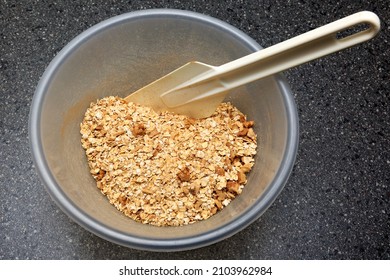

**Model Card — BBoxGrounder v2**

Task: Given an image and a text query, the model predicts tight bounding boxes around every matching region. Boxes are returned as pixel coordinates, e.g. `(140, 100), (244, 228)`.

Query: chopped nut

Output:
(237, 171), (246, 184)
(215, 190), (226, 201)
(118, 194), (127, 205)
(177, 167), (191, 182)
(240, 163), (253, 173)
(96, 169), (105, 180)
(152, 143), (162, 157)
(243, 120), (254, 128)
(132, 122), (146, 136)
(237, 128), (249, 136)
(184, 118), (197, 128)
(226, 181), (240, 194)
(215, 166), (225, 176)
(214, 199), (223, 210)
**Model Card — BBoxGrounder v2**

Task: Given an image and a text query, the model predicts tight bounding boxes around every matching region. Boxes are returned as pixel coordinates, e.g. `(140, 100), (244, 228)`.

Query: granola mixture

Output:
(80, 96), (257, 226)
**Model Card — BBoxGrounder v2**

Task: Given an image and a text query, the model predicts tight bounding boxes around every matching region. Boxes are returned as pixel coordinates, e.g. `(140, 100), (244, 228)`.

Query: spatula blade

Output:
(125, 61), (225, 118)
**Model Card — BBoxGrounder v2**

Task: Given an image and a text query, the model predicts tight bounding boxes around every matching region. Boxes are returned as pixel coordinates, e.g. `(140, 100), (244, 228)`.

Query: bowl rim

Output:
(29, 8), (299, 251)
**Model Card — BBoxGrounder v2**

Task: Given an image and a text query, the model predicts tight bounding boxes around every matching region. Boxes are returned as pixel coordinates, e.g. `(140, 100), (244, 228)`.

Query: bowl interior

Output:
(31, 10), (297, 250)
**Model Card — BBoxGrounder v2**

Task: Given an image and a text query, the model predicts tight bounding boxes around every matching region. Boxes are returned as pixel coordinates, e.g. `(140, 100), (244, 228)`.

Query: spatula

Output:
(125, 11), (380, 119)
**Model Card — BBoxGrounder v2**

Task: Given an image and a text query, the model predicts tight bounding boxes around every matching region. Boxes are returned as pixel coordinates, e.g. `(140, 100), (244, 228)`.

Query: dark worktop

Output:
(1, 0), (389, 259)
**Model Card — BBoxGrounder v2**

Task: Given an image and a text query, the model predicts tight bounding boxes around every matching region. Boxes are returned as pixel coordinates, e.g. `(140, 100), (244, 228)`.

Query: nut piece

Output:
(96, 170), (105, 180)
(226, 181), (240, 194)
(184, 118), (197, 128)
(237, 170), (246, 184)
(237, 128), (248, 137)
(177, 167), (191, 182)
(132, 122), (146, 136)
(215, 166), (225, 176)
(243, 120), (254, 128)
(214, 199), (223, 210)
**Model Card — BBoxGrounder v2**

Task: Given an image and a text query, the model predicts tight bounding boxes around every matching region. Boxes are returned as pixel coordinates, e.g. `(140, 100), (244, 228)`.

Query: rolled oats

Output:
(80, 96), (257, 226)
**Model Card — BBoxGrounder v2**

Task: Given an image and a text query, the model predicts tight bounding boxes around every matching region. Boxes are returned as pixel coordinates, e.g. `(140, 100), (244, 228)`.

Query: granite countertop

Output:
(1, 1), (389, 259)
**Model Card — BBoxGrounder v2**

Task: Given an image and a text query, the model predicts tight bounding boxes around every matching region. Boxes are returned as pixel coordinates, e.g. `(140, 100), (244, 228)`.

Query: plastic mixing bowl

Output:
(29, 9), (298, 251)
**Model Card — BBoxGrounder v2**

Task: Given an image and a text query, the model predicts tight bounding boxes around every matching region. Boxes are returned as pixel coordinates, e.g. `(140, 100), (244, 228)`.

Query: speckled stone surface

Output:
(1, 0), (389, 259)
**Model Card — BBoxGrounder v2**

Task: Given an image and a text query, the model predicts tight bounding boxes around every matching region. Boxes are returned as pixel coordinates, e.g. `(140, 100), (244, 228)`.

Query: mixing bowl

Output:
(29, 9), (298, 251)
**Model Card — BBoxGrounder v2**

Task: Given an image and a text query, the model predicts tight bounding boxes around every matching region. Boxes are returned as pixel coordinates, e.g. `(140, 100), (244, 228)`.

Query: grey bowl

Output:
(29, 9), (299, 251)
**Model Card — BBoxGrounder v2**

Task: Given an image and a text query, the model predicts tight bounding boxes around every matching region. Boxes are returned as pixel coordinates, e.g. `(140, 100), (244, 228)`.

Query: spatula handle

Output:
(215, 11), (380, 88)
(160, 11), (380, 113)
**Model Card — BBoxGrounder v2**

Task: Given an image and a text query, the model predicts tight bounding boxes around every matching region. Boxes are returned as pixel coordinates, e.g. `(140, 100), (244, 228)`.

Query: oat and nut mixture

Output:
(80, 96), (257, 226)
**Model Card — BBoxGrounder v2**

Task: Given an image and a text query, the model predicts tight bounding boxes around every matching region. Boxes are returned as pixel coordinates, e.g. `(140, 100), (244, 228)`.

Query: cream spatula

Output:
(125, 11), (380, 118)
